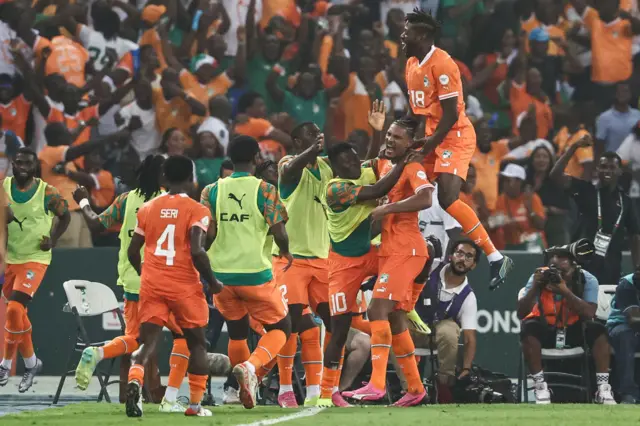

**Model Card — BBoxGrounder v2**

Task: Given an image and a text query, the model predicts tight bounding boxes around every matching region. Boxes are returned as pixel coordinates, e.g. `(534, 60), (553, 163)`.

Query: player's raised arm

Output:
(279, 133), (324, 184)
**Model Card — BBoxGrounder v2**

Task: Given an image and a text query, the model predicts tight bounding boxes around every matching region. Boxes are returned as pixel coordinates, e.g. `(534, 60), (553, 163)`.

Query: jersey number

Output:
(409, 90), (426, 108)
(330, 292), (348, 315)
(154, 224), (176, 266)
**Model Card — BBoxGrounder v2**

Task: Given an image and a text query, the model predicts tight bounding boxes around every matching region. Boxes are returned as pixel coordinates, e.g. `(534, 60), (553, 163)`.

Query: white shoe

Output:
(233, 362), (258, 409)
(159, 397), (188, 413)
(595, 384), (617, 405)
(534, 381), (551, 405)
(222, 387), (241, 405)
(185, 405), (212, 416)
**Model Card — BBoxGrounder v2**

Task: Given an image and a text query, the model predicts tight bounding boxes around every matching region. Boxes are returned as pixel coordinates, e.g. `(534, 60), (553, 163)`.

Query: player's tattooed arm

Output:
(279, 134), (324, 184)
(190, 226), (223, 294)
(128, 233), (144, 275)
(45, 187), (71, 249)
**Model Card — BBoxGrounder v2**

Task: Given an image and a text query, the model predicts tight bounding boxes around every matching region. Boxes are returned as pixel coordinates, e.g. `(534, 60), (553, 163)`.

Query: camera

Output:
(542, 266), (563, 285)
(544, 238), (595, 267)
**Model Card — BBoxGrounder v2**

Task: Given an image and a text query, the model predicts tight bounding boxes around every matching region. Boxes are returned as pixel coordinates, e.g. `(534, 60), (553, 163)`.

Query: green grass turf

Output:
(2, 403), (639, 425)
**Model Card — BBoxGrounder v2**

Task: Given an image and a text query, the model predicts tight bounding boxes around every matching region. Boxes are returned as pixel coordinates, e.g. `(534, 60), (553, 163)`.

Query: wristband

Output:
(102, 75), (116, 92)
(192, 10), (203, 31)
(79, 199), (90, 209)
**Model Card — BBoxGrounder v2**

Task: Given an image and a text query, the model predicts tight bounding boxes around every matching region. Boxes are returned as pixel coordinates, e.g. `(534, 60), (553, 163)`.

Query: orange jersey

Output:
(44, 36), (89, 87)
(0, 95), (30, 141)
(136, 193), (212, 293)
(374, 159), (432, 257)
(406, 46), (473, 137)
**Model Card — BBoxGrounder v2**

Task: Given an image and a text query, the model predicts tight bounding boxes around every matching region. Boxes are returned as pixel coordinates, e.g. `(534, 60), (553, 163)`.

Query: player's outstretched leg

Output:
(75, 335), (139, 390)
(159, 336), (191, 413)
(438, 174), (513, 290)
(235, 315), (291, 409)
(182, 327), (212, 417)
(126, 323), (163, 418)
(276, 304), (303, 408)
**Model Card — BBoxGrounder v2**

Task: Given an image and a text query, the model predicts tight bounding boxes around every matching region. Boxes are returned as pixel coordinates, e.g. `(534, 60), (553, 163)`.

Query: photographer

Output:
(606, 268), (640, 404)
(517, 241), (615, 405)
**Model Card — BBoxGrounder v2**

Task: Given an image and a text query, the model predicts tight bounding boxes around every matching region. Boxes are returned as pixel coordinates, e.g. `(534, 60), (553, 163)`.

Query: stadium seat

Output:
(515, 287), (592, 403)
(53, 280), (126, 405)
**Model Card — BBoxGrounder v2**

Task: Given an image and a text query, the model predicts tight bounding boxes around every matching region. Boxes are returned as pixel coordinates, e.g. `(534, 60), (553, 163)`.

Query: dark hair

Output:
(600, 151), (622, 166)
(228, 135), (260, 164)
(15, 147), (37, 162)
(163, 155), (193, 184)
(327, 142), (358, 164)
(291, 122), (315, 141)
(405, 7), (441, 37)
(391, 117), (418, 139)
(219, 159), (234, 177)
(44, 122), (69, 146)
(237, 91), (263, 114)
(159, 127), (180, 153)
(449, 238), (482, 264)
(94, 7), (121, 40)
(256, 160), (276, 179)
(193, 131), (224, 159)
(135, 155), (165, 201)
(525, 145), (554, 181)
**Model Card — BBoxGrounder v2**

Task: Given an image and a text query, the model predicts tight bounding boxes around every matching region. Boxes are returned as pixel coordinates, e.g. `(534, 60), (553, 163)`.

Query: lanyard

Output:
(596, 190), (623, 232)
(552, 297), (567, 328)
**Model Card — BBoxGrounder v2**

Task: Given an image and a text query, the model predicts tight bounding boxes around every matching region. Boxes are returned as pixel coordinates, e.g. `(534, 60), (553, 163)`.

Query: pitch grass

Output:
(2, 403), (639, 425)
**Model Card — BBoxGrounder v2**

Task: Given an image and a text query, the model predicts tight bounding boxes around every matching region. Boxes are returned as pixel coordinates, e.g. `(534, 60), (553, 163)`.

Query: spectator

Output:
(525, 145), (570, 247)
(554, 107), (594, 180)
(506, 63), (554, 140)
(339, 56), (382, 140)
(64, 150), (115, 213)
(520, 0), (566, 57)
(617, 121), (640, 202)
(439, 0), (486, 47)
(234, 91), (292, 154)
(193, 124), (227, 189)
(595, 82), (640, 154)
(490, 163), (546, 251)
(606, 269), (640, 404)
(551, 146), (640, 285)
(412, 239), (480, 403)
(0, 74), (30, 142)
(517, 245), (615, 404)
(0, 115), (23, 178)
(115, 79), (161, 161)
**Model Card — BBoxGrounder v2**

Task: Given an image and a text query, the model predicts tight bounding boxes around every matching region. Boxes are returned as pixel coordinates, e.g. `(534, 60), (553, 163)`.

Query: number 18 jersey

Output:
(135, 193), (211, 294)
(405, 46), (472, 136)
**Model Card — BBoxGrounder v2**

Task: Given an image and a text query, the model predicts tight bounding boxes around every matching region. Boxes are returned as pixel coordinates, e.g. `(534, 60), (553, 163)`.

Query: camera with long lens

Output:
(544, 238), (595, 268)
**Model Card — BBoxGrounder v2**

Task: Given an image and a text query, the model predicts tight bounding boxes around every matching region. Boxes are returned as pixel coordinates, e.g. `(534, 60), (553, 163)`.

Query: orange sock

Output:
(300, 327), (322, 387)
(276, 332), (298, 387)
(168, 338), (190, 389)
(18, 311), (34, 360)
(228, 339), (251, 366)
(351, 315), (371, 335)
(249, 329), (287, 371)
(369, 320), (392, 391)
(128, 363), (145, 386)
(320, 367), (339, 398)
(3, 301), (25, 364)
(102, 335), (139, 359)
(188, 373), (208, 405)
(445, 199), (498, 256)
(392, 330), (424, 394)
(410, 283), (424, 309)
(257, 357), (277, 380)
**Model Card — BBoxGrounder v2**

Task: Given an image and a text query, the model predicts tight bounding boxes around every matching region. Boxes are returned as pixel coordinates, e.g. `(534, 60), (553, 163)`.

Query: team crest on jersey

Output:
(26, 270), (34, 280)
(423, 76), (429, 87)
(380, 274), (389, 283)
(442, 150), (453, 159)
(439, 74), (450, 86)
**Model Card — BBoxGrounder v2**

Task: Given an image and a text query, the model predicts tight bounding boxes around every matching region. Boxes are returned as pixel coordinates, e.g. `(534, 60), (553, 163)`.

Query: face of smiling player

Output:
(384, 123), (412, 161)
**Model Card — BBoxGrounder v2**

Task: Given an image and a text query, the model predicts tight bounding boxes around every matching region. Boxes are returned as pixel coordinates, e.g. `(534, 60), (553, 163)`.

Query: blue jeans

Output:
(609, 323), (640, 399)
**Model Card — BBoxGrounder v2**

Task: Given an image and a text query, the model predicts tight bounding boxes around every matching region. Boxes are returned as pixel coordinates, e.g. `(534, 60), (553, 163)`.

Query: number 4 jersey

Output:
(135, 193), (212, 293)
(405, 46), (472, 137)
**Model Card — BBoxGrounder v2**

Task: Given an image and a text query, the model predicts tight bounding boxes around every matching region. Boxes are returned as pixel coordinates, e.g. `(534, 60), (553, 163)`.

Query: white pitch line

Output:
(235, 407), (326, 426)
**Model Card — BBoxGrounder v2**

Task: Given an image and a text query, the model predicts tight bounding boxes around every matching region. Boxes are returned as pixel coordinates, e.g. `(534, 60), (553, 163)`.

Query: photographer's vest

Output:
(415, 263), (473, 326)
(526, 290), (580, 328)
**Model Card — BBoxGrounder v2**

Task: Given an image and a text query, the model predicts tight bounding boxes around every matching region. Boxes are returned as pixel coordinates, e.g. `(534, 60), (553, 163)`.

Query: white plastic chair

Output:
(53, 280), (125, 404)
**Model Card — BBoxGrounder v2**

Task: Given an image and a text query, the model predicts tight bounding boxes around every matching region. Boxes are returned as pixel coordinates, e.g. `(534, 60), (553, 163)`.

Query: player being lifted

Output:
(402, 9), (513, 289)
(319, 138), (417, 407)
(204, 135), (292, 409)
(342, 118), (433, 406)
(0, 148), (70, 392)
(125, 155), (223, 417)
(273, 123), (332, 407)
(72, 155), (193, 412)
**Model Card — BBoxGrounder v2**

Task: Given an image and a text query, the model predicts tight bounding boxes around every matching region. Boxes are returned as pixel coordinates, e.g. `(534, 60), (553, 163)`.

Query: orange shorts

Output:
(374, 255), (427, 312)
(2, 262), (48, 300)
(123, 299), (182, 338)
(214, 280), (288, 325)
(423, 129), (476, 182)
(328, 248), (377, 316)
(138, 286), (209, 330)
(273, 257), (329, 311)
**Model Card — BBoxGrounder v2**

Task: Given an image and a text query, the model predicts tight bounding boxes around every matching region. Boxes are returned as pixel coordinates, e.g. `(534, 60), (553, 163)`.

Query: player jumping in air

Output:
(343, 118), (433, 406)
(0, 148), (70, 392)
(204, 135), (293, 409)
(125, 155), (223, 417)
(273, 123), (332, 408)
(402, 9), (513, 290)
(72, 155), (193, 412)
(319, 140), (417, 407)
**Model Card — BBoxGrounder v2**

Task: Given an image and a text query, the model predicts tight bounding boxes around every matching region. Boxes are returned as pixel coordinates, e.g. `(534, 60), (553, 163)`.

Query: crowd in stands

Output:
(0, 0), (637, 255)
